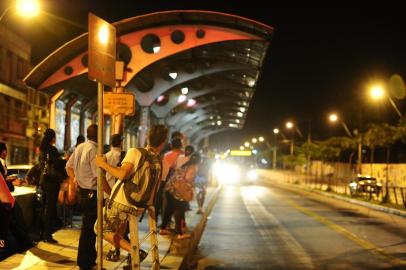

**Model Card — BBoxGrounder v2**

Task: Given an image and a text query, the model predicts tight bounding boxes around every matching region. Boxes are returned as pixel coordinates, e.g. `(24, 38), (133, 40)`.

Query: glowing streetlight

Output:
(273, 128), (279, 134)
(240, 146), (244, 150)
(1, 0), (40, 21)
(252, 138), (257, 143)
(244, 142), (250, 147)
(328, 113), (338, 123)
(286, 121), (293, 129)
(369, 85), (385, 101)
(369, 84), (402, 118)
(259, 136), (264, 142)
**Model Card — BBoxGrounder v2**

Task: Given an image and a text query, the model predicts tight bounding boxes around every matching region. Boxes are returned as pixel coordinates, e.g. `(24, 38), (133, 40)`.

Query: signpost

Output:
(88, 13), (116, 270)
(103, 92), (135, 115)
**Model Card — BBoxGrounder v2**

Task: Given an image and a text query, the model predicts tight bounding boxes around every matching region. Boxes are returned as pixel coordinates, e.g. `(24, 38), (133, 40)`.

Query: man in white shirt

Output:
(95, 125), (169, 262)
(66, 124), (109, 270)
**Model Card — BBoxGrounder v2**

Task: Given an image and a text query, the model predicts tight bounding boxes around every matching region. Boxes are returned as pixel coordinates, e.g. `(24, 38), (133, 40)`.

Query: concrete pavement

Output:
(0, 186), (221, 270)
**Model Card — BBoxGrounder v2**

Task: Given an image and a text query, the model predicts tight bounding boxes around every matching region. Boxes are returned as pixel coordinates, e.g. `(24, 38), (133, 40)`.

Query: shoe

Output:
(123, 250), (148, 269)
(105, 248), (120, 262)
(43, 237), (58, 244)
(159, 228), (171, 235)
(176, 233), (191, 240)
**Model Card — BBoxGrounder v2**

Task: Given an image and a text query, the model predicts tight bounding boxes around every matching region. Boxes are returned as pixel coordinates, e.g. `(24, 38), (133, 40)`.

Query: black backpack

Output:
(111, 148), (162, 208)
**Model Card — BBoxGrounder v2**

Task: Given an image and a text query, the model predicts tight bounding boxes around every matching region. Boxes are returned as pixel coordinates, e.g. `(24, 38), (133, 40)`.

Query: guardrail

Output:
(258, 169), (406, 208)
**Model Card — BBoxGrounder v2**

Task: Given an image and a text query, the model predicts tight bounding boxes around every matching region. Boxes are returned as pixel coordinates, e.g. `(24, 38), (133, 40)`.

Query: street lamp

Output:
(252, 137), (257, 143)
(244, 142), (250, 147)
(259, 136), (264, 142)
(369, 84), (403, 118)
(328, 113), (352, 137)
(328, 112), (363, 173)
(0, 0), (40, 21)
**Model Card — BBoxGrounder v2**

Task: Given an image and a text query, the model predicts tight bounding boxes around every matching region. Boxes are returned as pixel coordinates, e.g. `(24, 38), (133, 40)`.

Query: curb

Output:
(160, 185), (222, 270)
(262, 179), (406, 218)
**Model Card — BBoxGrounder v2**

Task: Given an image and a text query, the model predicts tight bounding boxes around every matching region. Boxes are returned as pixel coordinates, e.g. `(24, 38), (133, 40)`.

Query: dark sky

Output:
(2, 1), (406, 150)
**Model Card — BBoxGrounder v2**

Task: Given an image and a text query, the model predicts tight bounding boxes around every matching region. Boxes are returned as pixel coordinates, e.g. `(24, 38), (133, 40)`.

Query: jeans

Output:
(77, 189), (97, 269)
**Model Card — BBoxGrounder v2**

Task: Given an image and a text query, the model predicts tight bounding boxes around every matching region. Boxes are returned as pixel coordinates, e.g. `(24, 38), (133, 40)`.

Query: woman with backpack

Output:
(39, 128), (63, 243)
(160, 152), (200, 240)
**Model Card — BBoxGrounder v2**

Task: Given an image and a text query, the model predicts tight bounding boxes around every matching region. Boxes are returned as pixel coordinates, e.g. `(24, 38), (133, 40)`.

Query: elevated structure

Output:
(24, 10), (273, 149)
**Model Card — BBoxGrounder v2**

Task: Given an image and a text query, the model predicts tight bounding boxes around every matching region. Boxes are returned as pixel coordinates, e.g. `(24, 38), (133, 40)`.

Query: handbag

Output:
(172, 179), (194, 202)
(167, 166), (194, 202)
(39, 152), (59, 185)
(58, 177), (77, 205)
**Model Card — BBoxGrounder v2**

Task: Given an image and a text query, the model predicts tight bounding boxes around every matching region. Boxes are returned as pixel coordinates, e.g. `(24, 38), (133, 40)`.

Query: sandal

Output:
(106, 248), (120, 262)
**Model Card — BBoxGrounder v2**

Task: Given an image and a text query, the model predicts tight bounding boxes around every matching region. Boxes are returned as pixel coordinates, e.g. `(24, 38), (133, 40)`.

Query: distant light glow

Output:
(210, 116), (214, 120)
(237, 112), (243, 117)
(273, 128), (280, 134)
(244, 142), (250, 147)
(240, 107), (246, 112)
(177, 94), (187, 103)
(286, 122), (293, 129)
(259, 136), (264, 142)
(240, 146), (244, 150)
(236, 119), (240, 123)
(217, 120), (222, 126)
(252, 149), (258, 155)
(252, 138), (257, 143)
(229, 123), (238, 128)
(261, 158), (268, 164)
(248, 79), (255, 87)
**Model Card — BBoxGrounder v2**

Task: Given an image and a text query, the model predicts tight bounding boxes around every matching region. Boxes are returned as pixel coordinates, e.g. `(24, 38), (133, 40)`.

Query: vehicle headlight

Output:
(349, 182), (358, 188)
(247, 170), (258, 181)
(213, 161), (240, 184)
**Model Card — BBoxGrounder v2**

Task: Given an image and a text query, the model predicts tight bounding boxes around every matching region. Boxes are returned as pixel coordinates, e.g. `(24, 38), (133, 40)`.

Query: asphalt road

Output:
(191, 184), (406, 270)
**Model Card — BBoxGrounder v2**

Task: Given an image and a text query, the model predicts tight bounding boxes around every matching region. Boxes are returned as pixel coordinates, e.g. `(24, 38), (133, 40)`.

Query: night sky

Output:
(2, 0), (405, 150)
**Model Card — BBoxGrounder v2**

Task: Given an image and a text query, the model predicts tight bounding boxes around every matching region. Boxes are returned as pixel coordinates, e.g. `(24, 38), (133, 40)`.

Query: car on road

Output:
(349, 175), (382, 197)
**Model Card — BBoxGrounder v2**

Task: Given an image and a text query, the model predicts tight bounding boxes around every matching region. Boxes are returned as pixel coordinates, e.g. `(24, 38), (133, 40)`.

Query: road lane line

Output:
(241, 186), (315, 269)
(282, 196), (406, 266)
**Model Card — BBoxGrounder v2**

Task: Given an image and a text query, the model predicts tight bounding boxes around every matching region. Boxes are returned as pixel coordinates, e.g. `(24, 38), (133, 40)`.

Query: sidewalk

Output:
(0, 186), (220, 270)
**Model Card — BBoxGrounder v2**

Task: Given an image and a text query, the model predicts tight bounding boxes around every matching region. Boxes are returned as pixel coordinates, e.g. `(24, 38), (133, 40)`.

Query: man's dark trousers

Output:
(78, 189), (97, 269)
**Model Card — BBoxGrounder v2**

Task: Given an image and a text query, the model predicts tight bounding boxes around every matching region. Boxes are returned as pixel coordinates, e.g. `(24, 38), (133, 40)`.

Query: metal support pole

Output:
(111, 87), (124, 136)
(138, 106), (150, 147)
(388, 96), (403, 118)
(341, 122), (353, 137)
(357, 140), (362, 174)
(273, 147), (277, 169)
(97, 82), (104, 270)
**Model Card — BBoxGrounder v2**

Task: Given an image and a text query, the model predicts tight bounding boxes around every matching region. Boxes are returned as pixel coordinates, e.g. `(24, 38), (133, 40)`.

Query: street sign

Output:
(104, 92), (135, 116)
(88, 13), (116, 87)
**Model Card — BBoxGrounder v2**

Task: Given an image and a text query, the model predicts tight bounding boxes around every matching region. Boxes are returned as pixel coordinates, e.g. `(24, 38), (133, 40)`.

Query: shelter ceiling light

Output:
(236, 119), (240, 123)
(237, 112), (243, 117)
(157, 95), (165, 103)
(248, 79), (255, 87)
(239, 107), (246, 112)
(187, 99), (196, 107)
(153, 46), (160, 53)
(169, 72), (177, 79)
(181, 87), (189, 95)
(217, 120), (222, 126)
(259, 136), (264, 142)
(177, 94), (187, 103)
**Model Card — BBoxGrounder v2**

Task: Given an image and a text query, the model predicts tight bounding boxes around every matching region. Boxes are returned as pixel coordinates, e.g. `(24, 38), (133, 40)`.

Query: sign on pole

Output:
(88, 13), (116, 270)
(104, 92), (136, 116)
(88, 13), (116, 87)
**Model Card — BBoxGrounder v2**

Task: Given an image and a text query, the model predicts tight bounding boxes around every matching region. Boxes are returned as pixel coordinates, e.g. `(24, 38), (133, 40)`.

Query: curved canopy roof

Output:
(24, 10), (273, 145)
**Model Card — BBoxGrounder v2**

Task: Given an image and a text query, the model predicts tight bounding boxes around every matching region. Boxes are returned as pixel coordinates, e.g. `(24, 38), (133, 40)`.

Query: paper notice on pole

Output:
(103, 92), (135, 116)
